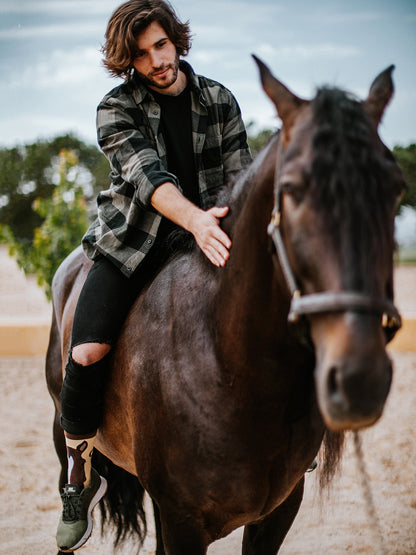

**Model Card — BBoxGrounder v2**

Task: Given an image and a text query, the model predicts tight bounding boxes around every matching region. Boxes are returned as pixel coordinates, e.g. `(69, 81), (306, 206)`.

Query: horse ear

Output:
(365, 65), (395, 127)
(252, 54), (307, 130)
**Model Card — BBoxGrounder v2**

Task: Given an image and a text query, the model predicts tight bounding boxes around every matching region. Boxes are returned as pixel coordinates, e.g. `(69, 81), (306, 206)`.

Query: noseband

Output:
(268, 158), (402, 343)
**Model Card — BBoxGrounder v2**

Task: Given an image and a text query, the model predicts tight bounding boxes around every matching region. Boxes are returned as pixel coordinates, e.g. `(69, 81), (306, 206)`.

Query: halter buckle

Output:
(271, 211), (281, 228)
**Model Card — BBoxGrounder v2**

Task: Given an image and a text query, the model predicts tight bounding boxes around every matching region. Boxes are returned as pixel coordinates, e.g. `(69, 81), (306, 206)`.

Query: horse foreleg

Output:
(152, 499), (166, 555)
(157, 505), (209, 555)
(242, 477), (304, 555)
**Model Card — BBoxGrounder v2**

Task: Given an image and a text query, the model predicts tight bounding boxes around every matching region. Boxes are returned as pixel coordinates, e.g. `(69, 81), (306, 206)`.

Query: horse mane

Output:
(215, 132), (279, 237)
(162, 227), (196, 256)
(310, 87), (394, 289)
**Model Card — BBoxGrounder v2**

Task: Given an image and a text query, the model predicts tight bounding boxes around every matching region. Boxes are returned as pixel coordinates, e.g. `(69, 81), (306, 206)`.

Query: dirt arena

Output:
(0, 250), (415, 554)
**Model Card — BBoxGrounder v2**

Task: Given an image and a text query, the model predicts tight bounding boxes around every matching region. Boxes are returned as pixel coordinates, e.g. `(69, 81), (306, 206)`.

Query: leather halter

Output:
(267, 155), (402, 342)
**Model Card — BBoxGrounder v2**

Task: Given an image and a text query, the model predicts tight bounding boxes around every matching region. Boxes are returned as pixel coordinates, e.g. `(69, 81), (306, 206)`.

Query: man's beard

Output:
(136, 54), (180, 91)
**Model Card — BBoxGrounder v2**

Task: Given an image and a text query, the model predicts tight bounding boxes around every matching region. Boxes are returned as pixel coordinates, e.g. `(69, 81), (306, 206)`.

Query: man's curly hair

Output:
(101, 0), (192, 80)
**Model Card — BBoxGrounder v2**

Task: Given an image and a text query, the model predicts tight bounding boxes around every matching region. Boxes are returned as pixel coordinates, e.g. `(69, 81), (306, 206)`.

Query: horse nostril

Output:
(328, 366), (339, 397)
(326, 365), (348, 408)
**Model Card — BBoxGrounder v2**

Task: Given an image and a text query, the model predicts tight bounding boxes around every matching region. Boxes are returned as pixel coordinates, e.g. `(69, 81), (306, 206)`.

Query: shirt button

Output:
(153, 110), (158, 115)
(147, 239), (152, 244)
(127, 267), (132, 272)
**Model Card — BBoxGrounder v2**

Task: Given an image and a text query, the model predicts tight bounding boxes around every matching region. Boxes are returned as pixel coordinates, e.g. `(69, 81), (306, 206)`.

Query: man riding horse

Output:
(56, 0), (252, 551)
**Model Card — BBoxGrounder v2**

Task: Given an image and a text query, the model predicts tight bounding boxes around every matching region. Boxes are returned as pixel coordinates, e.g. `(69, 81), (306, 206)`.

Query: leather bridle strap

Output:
(268, 212), (298, 296)
(267, 195), (402, 340)
(289, 291), (402, 329)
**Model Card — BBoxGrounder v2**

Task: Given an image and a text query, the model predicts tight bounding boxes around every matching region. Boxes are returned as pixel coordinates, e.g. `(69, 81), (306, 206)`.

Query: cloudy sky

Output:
(1, 0), (415, 151)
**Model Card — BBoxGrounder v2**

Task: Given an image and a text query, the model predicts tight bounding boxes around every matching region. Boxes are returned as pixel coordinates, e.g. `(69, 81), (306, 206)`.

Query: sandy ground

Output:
(0, 250), (415, 554)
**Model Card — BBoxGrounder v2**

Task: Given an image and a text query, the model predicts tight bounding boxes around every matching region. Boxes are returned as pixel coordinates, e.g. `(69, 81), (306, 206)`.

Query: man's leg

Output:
(57, 248), (168, 551)
(57, 348), (111, 552)
(57, 257), (135, 552)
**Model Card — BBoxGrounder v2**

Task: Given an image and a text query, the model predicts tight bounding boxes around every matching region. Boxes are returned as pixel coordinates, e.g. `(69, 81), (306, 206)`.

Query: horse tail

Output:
(92, 450), (147, 549)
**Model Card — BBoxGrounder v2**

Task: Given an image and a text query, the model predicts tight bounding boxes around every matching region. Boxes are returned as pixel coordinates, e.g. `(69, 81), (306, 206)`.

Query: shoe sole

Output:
(60, 475), (108, 552)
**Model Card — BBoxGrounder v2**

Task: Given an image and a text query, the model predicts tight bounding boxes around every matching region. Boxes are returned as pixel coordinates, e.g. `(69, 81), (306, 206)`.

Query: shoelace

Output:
(62, 490), (81, 521)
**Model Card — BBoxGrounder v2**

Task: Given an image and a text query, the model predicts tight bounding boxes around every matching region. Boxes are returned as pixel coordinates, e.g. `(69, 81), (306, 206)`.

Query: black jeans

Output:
(71, 244), (169, 349)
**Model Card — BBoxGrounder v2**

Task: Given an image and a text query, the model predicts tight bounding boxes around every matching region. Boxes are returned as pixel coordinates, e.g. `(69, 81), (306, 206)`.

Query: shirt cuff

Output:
(136, 170), (180, 207)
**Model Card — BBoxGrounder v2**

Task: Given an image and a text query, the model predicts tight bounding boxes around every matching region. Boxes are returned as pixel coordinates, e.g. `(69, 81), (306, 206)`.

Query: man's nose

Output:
(149, 50), (163, 68)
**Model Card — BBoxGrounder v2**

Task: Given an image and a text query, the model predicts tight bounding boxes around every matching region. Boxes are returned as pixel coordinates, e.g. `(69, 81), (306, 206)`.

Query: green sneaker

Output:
(56, 468), (107, 552)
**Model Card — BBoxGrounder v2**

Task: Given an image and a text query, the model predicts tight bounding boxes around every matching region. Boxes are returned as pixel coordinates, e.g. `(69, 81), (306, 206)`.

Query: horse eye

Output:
(280, 180), (306, 203)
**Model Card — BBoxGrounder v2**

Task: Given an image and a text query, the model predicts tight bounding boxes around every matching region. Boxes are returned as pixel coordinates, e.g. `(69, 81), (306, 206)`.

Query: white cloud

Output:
(322, 11), (383, 24)
(255, 44), (276, 58)
(0, 0), (115, 16)
(0, 112), (96, 147)
(0, 21), (103, 40)
(257, 43), (360, 61)
(8, 47), (106, 89)
(190, 50), (224, 65)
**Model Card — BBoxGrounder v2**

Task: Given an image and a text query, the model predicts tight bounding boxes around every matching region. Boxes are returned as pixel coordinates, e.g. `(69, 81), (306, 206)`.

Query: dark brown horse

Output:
(46, 58), (406, 554)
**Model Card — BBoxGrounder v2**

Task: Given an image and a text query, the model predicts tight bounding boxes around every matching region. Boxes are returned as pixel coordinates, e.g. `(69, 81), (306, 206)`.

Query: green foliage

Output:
(1, 149), (90, 299)
(397, 245), (416, 264)
(0, 134), (110, 245)
(32, 150), (89, 298)
(246, 122), (275, 157)
(0, 134), (111, 299)
(0, 145), (47, 245)
(393, 143), (416, 211)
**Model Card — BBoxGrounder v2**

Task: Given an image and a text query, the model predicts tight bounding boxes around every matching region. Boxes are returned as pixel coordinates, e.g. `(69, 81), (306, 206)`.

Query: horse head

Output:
(254, 56), (406, 431)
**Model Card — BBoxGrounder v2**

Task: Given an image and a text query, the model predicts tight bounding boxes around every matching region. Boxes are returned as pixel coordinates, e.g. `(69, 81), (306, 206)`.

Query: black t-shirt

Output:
(151, 85), (198, 204)
(151, 85), (199, 240)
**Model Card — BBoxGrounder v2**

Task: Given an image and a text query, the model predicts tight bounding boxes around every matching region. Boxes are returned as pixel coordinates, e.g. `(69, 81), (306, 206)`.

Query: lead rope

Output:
(353, 431), (387, 555)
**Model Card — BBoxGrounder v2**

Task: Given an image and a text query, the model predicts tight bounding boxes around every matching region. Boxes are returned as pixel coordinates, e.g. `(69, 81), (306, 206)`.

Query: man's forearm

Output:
(150, 182), (200, 232)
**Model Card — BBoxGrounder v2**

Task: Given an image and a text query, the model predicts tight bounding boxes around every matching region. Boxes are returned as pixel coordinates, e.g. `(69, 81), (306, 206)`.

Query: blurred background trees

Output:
(0, 134), (110, 299)
(0, 130), (415, 299)
(393, 144), (416, 211)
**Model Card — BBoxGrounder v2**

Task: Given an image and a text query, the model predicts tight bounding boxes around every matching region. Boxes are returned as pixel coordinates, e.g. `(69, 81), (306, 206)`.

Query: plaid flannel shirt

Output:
(82, 61), (252, 276)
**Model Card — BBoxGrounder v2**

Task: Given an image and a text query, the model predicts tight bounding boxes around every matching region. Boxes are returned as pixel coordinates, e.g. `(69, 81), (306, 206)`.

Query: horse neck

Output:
(214, 136), (291, 366)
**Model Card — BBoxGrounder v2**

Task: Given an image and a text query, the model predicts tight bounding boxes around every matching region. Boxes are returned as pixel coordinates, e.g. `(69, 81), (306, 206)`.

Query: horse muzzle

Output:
(311, 311), (393, 431)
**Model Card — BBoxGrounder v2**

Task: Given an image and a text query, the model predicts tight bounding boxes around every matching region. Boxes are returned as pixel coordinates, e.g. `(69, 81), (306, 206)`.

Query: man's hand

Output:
(187, 206), (231, 267)
(150, 183), (232, 267)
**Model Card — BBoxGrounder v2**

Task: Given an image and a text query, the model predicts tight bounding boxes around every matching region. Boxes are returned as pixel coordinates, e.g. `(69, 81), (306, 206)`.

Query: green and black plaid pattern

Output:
(82, 61), (251, 277)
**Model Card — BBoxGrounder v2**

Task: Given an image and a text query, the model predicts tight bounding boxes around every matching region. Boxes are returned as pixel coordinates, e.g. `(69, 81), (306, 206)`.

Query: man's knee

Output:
(71, 343), (111, 366)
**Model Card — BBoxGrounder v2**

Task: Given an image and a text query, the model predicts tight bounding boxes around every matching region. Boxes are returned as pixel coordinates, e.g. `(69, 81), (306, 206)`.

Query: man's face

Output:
(133, 21), (180, 93)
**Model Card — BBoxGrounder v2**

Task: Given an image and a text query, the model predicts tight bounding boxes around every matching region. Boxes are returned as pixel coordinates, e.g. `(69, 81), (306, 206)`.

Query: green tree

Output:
(246, 122), (275, 157)
(1, 149), (89, 299)
(0, 134), (110, 246)
(393, 143), (416, 211)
